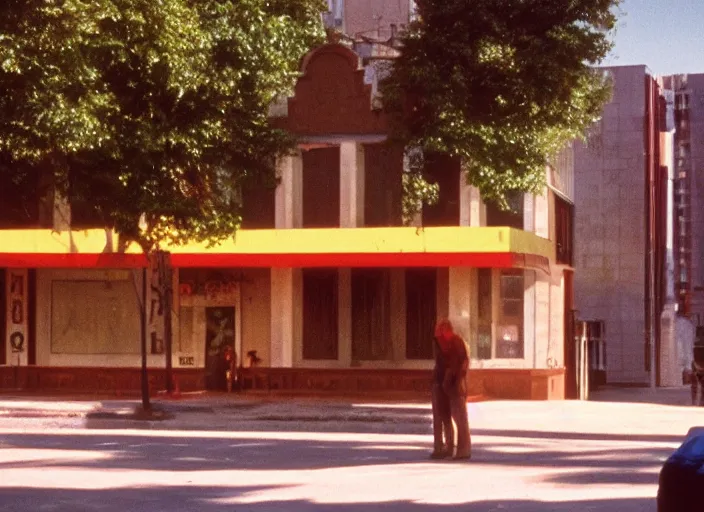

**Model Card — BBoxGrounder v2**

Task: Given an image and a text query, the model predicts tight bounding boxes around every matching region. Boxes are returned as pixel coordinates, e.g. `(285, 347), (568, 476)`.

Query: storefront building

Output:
(0, 43), (574, 399)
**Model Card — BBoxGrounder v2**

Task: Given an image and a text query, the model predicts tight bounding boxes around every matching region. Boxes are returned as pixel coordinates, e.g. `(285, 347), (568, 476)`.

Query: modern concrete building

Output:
(660, 74), (704, 323)
(573, 65), (670, 387)
(1, 42), (573, 400)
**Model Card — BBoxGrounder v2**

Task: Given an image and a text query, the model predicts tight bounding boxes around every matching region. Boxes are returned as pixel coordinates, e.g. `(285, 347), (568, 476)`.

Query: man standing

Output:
(432, 319), (471, 460)
(431, 334), (454, 459)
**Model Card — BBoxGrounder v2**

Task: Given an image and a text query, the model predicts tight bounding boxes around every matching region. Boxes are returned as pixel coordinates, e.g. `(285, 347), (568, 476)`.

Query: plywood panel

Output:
(50, 280), (140, 355)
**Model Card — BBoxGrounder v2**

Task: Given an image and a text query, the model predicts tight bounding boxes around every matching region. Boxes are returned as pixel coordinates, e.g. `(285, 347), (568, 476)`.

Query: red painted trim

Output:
(0, 251), (550, 270)
(0, 253), (147, 268)
(171, 252), (519, 268)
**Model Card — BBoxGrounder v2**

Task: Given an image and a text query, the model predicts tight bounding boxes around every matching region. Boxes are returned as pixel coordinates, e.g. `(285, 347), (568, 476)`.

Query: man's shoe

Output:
(430, 449), (453, 460)
(452, 451), (471, 461)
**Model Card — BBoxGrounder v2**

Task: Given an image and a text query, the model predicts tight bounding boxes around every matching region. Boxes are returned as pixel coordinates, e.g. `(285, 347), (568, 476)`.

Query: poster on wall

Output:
(204, 307), (235, 390)
(7, 270), (27, 361)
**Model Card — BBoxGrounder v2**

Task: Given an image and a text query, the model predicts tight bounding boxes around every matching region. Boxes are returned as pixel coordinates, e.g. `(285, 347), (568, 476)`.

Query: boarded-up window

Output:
(364, 143), (403, 227)
(422, 153), (460, 227)
(352, 268), (392, 360)
(303, 147), (340, 228)
(405, 268), (436, 359)
(50, 280), (140, 354)
(303, 269), (338, 360)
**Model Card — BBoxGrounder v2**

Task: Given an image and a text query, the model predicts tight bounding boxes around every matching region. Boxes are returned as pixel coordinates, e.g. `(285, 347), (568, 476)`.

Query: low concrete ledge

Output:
(0, 366), (565, 401)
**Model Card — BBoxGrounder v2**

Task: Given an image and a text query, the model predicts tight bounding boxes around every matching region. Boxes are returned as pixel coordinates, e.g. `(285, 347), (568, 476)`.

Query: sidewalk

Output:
(0, 392), (436, 427)
(0, 385), (697, 427)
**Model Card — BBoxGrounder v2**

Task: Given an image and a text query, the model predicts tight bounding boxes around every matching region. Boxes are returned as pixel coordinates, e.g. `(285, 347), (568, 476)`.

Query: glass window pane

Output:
(496, 270), (524, 359)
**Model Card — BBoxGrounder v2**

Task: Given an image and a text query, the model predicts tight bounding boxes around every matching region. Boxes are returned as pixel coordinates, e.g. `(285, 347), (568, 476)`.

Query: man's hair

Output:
(436, 318), (454, 332)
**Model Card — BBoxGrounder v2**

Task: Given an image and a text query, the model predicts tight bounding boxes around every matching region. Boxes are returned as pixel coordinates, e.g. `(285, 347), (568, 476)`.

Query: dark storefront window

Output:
(422, 153), (460, 227)
(0, 166), (46, 228)
(302, 268), (339, 360)
(364, 143), (403, 227)
(351, 268), (392, 360)
(486, 193), (524, 229)
(240, 182), (276, 229)
(405, 268), (437, 360)
(475, 268), (493, 360)
(302, 147), (340, 228)
(555, 195), (574, 265)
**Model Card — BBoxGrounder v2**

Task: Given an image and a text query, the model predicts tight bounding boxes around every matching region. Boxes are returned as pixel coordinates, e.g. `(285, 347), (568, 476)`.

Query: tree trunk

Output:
(159, 250), (174, 394)
(140, 266), (151, 410)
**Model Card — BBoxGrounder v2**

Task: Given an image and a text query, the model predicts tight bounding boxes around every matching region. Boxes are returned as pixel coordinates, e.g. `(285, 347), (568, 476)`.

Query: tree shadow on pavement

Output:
(471, 428), (687, 444)
(542, 470), (659, 486)
(589, 386), (696, 408)
(0, 486), (655, 512)
(0, 430), (673, 479)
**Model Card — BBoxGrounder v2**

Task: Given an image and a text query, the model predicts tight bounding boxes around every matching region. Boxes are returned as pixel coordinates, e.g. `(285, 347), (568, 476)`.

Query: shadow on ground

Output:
(0, 486), (655, 512)
(589, 386), (698, 408)
(0, 429), (673, 481)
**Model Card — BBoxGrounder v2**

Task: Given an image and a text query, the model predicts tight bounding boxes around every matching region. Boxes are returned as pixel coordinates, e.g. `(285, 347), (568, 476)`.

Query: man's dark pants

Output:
(432, 381), (471, 457)
(432, 383), (454, 455)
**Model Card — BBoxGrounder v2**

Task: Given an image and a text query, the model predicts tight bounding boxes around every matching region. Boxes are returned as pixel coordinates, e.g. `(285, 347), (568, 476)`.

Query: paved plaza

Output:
(0, 388), (702, 511)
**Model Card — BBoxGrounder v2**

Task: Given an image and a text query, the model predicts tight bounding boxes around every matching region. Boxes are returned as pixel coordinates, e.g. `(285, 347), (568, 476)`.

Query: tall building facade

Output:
(573, 65), (669, 386)
(660, 74), (704, 324)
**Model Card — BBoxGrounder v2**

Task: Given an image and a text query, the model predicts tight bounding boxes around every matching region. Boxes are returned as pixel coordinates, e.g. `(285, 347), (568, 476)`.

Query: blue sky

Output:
(605, 0), (704, 75)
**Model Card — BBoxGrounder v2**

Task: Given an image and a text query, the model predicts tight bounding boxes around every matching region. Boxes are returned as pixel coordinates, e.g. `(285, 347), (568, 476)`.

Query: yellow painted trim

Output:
(508, 229), (555, 260)
(0, 227), (554, 260)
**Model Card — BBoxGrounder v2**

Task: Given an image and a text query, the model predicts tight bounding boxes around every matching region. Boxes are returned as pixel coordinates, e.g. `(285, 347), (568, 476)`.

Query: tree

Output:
(0, 0), (324, 409)
(382, 0), (619, 211)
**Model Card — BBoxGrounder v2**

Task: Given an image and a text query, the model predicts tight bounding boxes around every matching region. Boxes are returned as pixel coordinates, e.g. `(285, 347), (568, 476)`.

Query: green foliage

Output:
(0, 0), (325, 249)
(382, 0), (618, 210)
(401, 147), (438, 225)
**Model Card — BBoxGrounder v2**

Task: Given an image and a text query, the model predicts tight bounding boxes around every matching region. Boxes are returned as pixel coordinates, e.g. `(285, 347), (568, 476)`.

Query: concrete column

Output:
(523, 194), (535, 232)
(390, 269), (407, 362)
(291, 269), (304, 366)
(53, 194), (71, 231)
(338, 268), (352, 366)
(270, 268), (295, 367)
(532, 270), (551, 368)
(436, 268), (449, 320)
(659, 303), (679, 387)
(340, 141), (365, 228)
(5, 269), (29, 366)
(448, 267), (472, 346)
(459, 173), (472, 227)
(534, 188), (550, 239)
(548, 271), (565, 368)
(275, 151), (303, 229)
(469, 187), (486, 227)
